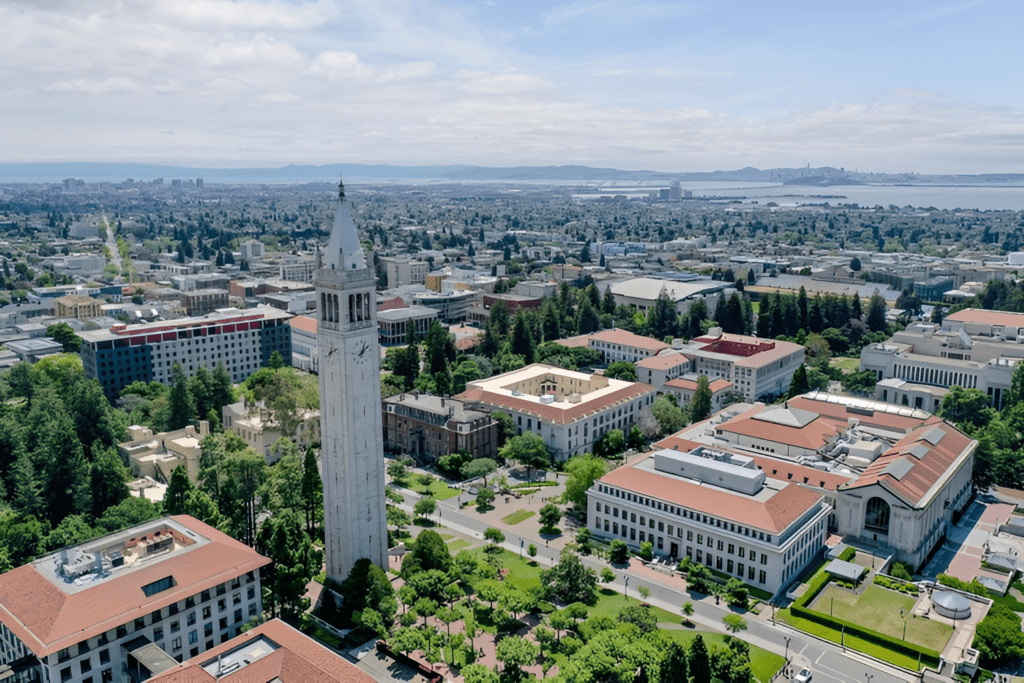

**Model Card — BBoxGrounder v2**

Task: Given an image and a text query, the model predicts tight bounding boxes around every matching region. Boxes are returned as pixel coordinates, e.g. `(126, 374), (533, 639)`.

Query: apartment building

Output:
(588, 329), (670, 363)
(381, 257), (428, 288)
(239, 240), (265, 261)
(179, 289), (229, 316)
(861, 309), (1024, 412)
(662, 376), (734, 413)
(79, 306), (293, 400)
(0, 516), (268, 683)
(383, 392), (499, 463)
(378, 305), (439, 346)
(456, 363), (657, 461)
(587, 446), (832, 595)
(288, 314), (318, 373)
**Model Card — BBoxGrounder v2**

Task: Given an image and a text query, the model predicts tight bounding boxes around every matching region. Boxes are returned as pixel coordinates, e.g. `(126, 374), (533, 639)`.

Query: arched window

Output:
(333, 295), (339, 324)
(363, 292), (370, 321)
(349, 295), (355, 323)
(321, 293), (327, 321)
(864, 497), (891, 534)
(356, 293), (363, 321)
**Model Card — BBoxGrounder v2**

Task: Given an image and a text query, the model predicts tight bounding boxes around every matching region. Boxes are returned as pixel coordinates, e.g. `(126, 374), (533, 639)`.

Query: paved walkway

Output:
(928, 500), (1016, 584)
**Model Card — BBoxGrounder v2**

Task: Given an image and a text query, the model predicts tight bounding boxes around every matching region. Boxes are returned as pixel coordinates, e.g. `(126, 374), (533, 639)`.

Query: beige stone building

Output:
(54, 294), (100, 320)
(119, 421), (210, 483)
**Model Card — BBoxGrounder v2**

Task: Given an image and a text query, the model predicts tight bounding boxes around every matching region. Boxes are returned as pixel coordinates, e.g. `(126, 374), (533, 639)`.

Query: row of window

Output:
(595, 489), (773, 543)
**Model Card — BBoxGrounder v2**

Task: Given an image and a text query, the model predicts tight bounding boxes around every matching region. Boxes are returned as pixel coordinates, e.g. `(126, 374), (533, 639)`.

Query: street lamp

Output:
(865, 673), (873, 683)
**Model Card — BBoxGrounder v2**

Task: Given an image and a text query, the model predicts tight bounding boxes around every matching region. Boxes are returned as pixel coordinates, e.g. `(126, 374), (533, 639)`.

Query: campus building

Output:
(587, 329), (670, 363)
(0, 516), (268, 683)
(78, 306), (293, 400)
(383, 392), (500, 463)
(650, 392), (977, 571)
(455, 363), (658, 461)
(862, 310), (1024, 412)
(587, 446), (832, 595)
(675, 330), (804, 402)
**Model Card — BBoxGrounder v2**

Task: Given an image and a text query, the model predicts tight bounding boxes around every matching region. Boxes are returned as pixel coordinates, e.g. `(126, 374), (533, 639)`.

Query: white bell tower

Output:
(315, 179), (388, 581)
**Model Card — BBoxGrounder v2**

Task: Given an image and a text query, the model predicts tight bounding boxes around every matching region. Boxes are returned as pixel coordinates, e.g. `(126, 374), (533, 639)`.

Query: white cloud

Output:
(45, 77), (138, 94)
(377, 61), (437, 83)
(151, 0), (337, 31)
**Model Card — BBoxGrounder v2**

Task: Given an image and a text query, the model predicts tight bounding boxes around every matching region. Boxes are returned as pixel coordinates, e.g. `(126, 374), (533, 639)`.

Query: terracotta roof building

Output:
(0, 516), (270, 683)
(677, 329), (805, 402)
(148, 619), (374, 683)
(588, 329), (670, 363)
(588, 446), (832, 595)
(655, 391), (977, 571)
(455, 363), (657, 461)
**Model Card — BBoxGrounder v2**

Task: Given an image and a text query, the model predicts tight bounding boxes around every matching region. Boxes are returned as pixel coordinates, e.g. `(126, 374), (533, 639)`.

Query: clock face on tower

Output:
(352, 340), (371, 364)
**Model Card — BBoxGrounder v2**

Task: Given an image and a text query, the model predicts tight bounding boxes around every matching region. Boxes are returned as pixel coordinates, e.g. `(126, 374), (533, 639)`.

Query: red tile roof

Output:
(715, 410), (843, 451)
(149, 619), (375, 683)
(590, 329), (670, 352)
(636, 354), (690, 370)
(289, 315), (317, 334)
(841, 419), (975, 507)
(554, 334), (592, 348)
(664, 377), (733, 393)
(599, 454), (826, 534)
(376, 296), (406, 312)
(944, 308), (1024, 328)
(785, 395), (929, 433)
(0, 516), (270, 658)
(455, 382), (656, 426)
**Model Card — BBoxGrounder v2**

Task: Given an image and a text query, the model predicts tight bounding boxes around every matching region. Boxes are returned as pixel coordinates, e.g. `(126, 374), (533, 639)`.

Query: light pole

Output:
(865, 673), (873, 683)
(784, 636), (790, 664)
(625, 575), (630, 598)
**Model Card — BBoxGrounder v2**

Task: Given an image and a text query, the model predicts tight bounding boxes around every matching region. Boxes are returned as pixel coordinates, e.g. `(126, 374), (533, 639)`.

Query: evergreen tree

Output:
(689, 375), (713, 422)
(164, 465), (194, 515)
(797, 286), (809, 330)
(210, 364), (236, 412)
(166, 363), (195, 430)
(256, 510), (322, 620)
(866, 293), (888, 332)
(511, 314), (537, 364)
(688, 634), (712, 683)
(661, 640), (689, 682)
(576, 297), (601, 335)
(788, 364), (810, 398)
(646, 290), (677, 339)
(300, 445), (323, 534)
(268, 350), (285, 369)
(579, 243), (591, 263)
(602, 287), (616, 316)
(9, 450), (40, 517)
(90, 445), (129, 518)
(852, 292), (862, 319)
(189, 366), (212, 418)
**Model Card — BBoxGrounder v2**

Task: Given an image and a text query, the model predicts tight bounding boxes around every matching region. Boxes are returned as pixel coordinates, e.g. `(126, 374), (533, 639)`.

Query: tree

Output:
(336, 557), (398, 627)
(639, 541), (653, 561)
(475, 487), (495, 509)
(484, 527), (505, 549)
(300, 446), (323, 534)
(414, 496), (437, 520)
(256, 510), (322, 620)
(788, 363), (810, 398)
(495, 635), (538, 680)
(651, 394), (686, 434)
(96, 496), (160, 533)
(45, 515), (96, 552)
(723, 614), (748, 633)
(403, 529), (453, 576)
(973, 604), (1024, 667)
(725, 577), (748, 607)
(594, 428), (626, 458)
(688, 634), (712, 683)
(90, 445), (129, 518)
(603, 361), (637, 381)
(609, 539), (629, 564)
(499, 432), (549, 481)
(542, 549), (598, 605)
(662, 640), (690, 682)
(461, 663), (500, 683)
(646, 290), (678, 339)
(387, 506), (411, 536)
(268, 350), (285, 369)
(689, 374), (713, 422)
(537, 502), (562, 532)
(850, 257), (862, 271)
(866, 293), (888, 332)
(166, 363), (195, 430)
(46, 323), (82, 353)
(940, 386), (996, 430)
(618, 604), (658, 634)
(561, 456), (606, 509)
(528, 543), (538, 559)
(511, 314), (537, 364)
(682, 600), (694, 616)
(461, 457), (498, 483)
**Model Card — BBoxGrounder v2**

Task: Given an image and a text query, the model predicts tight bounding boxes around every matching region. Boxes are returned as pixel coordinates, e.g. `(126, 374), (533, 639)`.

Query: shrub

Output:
(938, 573), (989, 597)
(838, 546), (857, 562)
(890, 561), (913, 581)
(609, 540), (629, 564)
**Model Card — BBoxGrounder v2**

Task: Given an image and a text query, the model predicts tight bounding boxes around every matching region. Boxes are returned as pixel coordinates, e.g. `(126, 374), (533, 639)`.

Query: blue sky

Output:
(1, 0), (1021, 173)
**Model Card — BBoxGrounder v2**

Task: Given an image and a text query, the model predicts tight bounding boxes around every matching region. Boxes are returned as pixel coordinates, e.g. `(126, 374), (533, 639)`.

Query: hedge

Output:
(837, 546), (857, 562)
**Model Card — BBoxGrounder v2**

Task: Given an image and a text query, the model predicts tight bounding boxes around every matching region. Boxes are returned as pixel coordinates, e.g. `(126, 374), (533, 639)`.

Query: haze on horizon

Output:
(2, 0), (1021, 175)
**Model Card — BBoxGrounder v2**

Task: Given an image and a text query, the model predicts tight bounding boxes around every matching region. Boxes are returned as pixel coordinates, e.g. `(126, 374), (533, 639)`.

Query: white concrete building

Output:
(588, 329), (670, 363)
(456, 363), (657, 461)
(222, 400), (319, 463)
(587, 447), (832, 595)
(607, 277), (731, 314)
(861, 310), (1024, 412)
(381, 256), (428, 288)
(314, 182), (389, 581)
(0, 516), (268, 683)
(240, 240), (265, 261)
(288, 314), (319, 373)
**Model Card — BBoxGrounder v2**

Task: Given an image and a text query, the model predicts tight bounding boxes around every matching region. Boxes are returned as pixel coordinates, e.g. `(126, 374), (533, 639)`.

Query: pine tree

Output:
(689, 634), (712, 683)
(689, 375), (713, 422)
(300, 446), (323, 534)
(166, 363), (195, 430)
(90, 445), (129, 518)
(788, 364), (810, 398)
(511, 314), (537, 364)
(866, 293), (888, 332)
(164, 465), (194, 515)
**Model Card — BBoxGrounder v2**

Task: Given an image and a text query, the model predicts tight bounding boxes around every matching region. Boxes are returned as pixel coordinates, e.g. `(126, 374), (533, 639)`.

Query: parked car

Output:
(794, 668), (812, 683)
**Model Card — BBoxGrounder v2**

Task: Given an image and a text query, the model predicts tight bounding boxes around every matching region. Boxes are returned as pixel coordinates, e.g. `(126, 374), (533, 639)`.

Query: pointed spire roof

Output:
(324, 177), (366, 271)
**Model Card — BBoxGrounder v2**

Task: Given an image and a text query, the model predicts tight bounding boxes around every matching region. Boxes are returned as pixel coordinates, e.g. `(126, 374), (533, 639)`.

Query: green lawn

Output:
(468, 547), (545, 593)
(811, 585), (952, 652)
(662, 630), (785, 683)
(446, 539), (471, 551)
(501, 509), (536, 525)
(411, 477), (462, 500)
(777, 608), (930, 671)
(830, 357), (861, 373)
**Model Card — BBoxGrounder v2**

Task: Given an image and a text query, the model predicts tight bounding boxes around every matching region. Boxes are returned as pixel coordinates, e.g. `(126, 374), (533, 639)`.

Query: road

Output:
(395, 486), (917, 683)
(103, 213), (122, 276)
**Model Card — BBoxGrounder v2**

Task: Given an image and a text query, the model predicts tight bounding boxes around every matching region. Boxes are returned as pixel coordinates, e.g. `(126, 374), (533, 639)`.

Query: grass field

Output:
(662, 629), (785, 683)
(446, 539), (471, 551)
(811, 585), (952, 652)
(777, 608), (930, 671)
(830, 357), (861, 373)
(411, 477), (461, 500)
(501, 509), (536, 525)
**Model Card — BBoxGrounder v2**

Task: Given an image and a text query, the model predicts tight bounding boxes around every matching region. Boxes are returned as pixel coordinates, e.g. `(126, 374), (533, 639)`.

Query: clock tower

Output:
(315, 179), (388, 582)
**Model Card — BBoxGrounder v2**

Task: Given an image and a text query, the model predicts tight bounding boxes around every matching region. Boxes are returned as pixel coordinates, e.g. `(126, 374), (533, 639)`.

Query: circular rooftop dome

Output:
(932, 590), (971, 620)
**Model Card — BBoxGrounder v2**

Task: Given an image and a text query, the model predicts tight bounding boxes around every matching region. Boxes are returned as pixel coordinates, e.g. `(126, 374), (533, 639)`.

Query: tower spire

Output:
(338, 176), (345, 200)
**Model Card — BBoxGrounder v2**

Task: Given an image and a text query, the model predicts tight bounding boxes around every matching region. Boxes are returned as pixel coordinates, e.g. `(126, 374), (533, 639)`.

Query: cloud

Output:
(45, 77), (138, 94)
(377, 61), (437, 83)
(152, 0), (337, 31)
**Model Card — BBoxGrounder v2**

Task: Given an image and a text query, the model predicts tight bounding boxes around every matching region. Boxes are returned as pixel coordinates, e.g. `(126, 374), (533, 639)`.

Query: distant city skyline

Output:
(2, 0), (1021, 173)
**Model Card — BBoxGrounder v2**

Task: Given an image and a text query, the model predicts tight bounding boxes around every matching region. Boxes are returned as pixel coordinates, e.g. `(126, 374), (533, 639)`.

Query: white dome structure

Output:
(932, 590), (971, 620)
